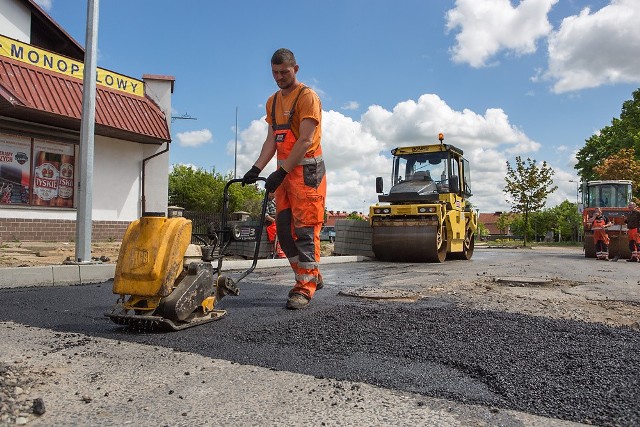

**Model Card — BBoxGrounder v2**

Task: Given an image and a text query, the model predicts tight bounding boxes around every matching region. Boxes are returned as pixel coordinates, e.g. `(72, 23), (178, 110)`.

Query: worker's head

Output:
(629, 202), (637, 209)
(595, 207), (602, 215)
(271, 48), (298, 90)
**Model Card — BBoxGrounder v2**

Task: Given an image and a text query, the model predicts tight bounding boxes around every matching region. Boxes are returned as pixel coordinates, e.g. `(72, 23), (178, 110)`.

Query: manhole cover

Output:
(338, 287), (422, 302)
(495, 276), (553, 287)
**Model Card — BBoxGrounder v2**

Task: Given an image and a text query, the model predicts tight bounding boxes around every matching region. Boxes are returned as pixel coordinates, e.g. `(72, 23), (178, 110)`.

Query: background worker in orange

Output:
(624, 202), (640, 262)
(265, 192), (285, 258)
(590, 208), (612, 260)
(242, 48), (325, 310)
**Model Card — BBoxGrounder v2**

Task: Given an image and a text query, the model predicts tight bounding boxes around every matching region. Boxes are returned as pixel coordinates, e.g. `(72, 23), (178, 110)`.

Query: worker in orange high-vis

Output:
(624, 202), (640, 262)
(590, 208), (612, 260)
(242, 48), (325, 310)
(265, 192), (285, 259)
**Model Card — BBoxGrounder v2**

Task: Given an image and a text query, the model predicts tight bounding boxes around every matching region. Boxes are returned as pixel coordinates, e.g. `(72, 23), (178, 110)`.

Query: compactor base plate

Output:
(106, 309), (226, 332)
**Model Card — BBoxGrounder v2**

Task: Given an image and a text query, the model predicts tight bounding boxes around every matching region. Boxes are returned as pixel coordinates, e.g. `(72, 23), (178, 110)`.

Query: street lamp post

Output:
(568, 180), (579, 205)
(569, 180), (581, 242)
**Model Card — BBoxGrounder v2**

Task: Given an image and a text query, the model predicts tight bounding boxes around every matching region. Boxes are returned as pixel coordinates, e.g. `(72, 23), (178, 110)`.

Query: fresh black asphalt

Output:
(0, 261), (638, 426)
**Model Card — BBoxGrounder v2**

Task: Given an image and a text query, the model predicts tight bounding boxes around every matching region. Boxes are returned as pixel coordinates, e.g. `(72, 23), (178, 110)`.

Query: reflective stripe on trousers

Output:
(595, 240), (609, 259)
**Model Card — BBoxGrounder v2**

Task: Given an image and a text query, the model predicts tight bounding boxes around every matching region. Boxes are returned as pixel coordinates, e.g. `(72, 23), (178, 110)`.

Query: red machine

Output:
(582, 180), (634, 259)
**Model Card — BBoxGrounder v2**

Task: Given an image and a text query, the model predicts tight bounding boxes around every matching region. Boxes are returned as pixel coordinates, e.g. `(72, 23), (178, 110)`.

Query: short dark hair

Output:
(271, 48), (296, 66)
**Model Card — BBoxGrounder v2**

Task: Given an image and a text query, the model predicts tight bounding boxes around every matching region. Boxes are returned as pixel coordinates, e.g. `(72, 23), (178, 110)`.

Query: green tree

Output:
(346, 211), (365, 221)
(575, 88), (640, 182)
(476, 222), (489, 240)
(496, 212), (513, 235)
(508, 214), (527, 240)
(549, 201), (581, 242)
(168, 165), (263, 215)
(529, 209), (556, 242)
(593, 148), (640, 200)
(504, 157), (557, 246)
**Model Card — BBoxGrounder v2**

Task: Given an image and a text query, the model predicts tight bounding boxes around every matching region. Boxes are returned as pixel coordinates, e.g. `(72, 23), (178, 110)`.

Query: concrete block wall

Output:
(0, 218), (128, 242)
(333, 219), (374, 258)
(225, 226), (275, 259)
(227, 220), (375, 260)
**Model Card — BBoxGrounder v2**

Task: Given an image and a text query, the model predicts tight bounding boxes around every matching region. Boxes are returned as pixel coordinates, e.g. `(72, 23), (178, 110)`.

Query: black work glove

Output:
(241, 165), (261, 186)
(265, 167), (288, 193)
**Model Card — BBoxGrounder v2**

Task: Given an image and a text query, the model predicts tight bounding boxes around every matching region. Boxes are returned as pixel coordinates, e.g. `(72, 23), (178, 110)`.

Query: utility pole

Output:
(74, 0), (99, 263)
(234, 106), (238, 179)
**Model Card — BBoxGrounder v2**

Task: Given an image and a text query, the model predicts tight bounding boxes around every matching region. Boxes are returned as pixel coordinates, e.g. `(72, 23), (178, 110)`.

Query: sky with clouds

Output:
(37, 0), (640, 214)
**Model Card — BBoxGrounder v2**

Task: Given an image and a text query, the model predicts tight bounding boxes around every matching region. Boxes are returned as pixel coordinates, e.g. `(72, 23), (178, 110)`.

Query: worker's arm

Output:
(279, 118), (318, 172)
(264, 207), (276, 223)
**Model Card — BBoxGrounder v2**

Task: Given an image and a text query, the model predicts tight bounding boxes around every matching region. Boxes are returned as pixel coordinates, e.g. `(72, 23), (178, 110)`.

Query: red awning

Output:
(0, 57), (170, 144)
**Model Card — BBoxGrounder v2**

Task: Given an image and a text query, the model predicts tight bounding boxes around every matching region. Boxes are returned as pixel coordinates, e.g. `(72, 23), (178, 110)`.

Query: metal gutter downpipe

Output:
(141, 142), (170, 214)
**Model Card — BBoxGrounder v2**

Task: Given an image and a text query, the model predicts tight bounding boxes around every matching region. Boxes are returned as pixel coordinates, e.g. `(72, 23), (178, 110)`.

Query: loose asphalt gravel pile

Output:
(0, 362), (46, 425)
(165, 297), (640, 427)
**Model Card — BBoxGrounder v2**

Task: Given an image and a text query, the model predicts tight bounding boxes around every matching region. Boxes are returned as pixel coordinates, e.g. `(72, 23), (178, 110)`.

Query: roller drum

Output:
(372, 224), (446, 262)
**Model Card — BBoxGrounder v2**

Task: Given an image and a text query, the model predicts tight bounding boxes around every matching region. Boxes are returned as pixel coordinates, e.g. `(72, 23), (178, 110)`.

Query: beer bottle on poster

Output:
(32, 151), (61, 206)
(58, 154), (74, 207)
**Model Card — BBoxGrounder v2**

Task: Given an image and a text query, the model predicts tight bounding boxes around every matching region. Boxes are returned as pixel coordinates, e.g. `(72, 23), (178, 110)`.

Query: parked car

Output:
(320, 226), (336, 242)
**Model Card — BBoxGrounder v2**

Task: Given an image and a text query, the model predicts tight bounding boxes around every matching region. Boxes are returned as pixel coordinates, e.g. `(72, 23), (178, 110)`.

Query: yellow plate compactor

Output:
(106, 178), (268, 331)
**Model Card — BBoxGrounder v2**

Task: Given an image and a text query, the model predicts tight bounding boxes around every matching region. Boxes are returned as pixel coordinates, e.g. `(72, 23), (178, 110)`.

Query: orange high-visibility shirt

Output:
(265, 84), (322, 155)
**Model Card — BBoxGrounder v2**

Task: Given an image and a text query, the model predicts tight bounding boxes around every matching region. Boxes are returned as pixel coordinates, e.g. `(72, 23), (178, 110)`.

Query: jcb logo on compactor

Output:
(131, 249), (149, 268)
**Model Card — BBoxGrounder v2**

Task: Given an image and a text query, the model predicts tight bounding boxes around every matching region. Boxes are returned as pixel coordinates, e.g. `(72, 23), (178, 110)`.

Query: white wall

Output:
(92, 135), (143, 221)
(141, 143), (169, 214)
(92, 136), (169, 220)
(140, 77), (172, 215)
(144, 79), (172, 118)
(0, 0), (31, 42)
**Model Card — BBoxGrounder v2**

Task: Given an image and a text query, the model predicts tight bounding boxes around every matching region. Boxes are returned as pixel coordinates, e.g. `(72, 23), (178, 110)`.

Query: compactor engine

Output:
(370, 134), (477, 262)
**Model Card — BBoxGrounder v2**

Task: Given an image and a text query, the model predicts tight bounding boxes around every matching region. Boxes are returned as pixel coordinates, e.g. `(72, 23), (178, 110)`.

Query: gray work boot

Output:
(286, 293), (310, 310)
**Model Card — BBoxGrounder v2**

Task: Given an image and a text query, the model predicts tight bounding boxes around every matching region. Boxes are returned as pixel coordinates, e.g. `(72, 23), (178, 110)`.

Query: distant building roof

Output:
(478, 212), (509, 235)
(325, 210), (368, 226)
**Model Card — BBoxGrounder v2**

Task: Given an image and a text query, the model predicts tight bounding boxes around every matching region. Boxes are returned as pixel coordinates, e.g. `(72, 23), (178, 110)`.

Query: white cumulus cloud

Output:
(341, 101), (360, 111)
(446, 0), (558, 67)
(545, 0), (640, 93)
(230, 94), (565, 214)
(176, 129), (213, 147)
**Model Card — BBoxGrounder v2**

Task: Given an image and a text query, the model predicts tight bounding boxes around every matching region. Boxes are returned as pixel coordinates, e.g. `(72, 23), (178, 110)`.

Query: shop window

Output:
(0, 133), (76, 208)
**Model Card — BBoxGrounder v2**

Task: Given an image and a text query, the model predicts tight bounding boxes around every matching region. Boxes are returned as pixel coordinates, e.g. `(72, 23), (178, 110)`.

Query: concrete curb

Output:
(0, 264), (117, 289)
(0, 255), (367, 289)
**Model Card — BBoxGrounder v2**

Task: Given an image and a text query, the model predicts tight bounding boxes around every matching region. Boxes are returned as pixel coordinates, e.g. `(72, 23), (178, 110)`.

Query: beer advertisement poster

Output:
(32, 140), (75, 207)
(0, 133), (31, 205)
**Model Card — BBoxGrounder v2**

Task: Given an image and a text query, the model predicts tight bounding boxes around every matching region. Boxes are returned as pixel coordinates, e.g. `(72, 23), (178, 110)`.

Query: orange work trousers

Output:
(274, 162), (326, 299)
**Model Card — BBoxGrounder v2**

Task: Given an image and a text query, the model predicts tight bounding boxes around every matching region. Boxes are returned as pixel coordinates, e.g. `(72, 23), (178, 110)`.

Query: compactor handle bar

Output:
(218, 177), (269, 282)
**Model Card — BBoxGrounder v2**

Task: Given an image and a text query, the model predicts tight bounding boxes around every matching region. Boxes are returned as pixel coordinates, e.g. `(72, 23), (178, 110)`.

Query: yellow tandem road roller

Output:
(370, 134), (477, 262)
